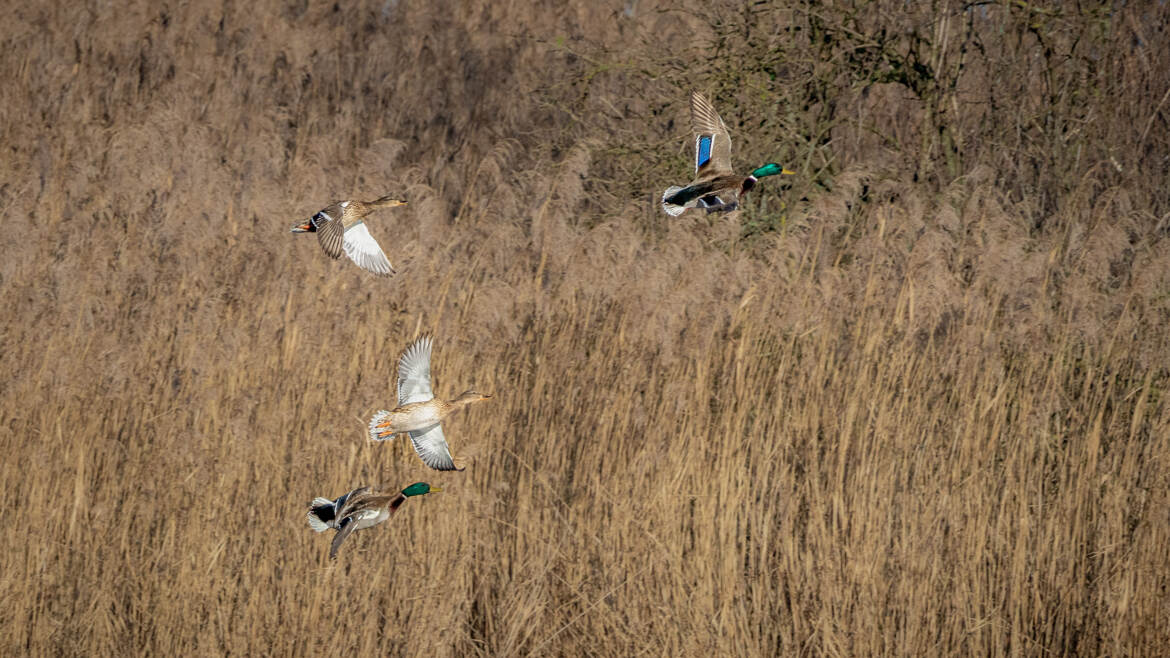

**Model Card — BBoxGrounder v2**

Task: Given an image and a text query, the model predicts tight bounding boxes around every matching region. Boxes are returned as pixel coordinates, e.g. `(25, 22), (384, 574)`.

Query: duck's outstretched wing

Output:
(397, 336), (434, 406)
(408, 423), (462, 471)
(329, 517), (358, 559)
(312, 204), (347, 259)
(342, 222), (395, 276)
(690, 91), (734, 178)
(333, 487), (374, 520)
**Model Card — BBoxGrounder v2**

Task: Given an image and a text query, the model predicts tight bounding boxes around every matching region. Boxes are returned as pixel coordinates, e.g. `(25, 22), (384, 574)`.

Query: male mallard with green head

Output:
(367, 335), (492, 471)
(290, 196), (407, 276)
(662, 91), (794, 216)
(307, 482), (440, 558)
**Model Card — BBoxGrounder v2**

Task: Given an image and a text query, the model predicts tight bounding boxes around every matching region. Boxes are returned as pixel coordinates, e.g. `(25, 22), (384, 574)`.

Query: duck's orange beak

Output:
(290, 222), (313, 233)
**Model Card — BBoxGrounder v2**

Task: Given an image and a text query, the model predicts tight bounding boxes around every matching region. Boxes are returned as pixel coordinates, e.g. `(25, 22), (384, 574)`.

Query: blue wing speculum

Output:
(695, 135), (713, 172)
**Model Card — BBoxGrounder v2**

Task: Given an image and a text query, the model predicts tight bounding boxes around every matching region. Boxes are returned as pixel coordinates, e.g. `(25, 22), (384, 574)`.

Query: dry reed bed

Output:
(2, 0), (1168, 655)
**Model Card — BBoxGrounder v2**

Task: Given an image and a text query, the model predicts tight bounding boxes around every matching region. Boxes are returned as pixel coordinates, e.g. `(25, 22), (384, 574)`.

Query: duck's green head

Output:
(751, 163), (796, 179)
(402, 482), (440, 497)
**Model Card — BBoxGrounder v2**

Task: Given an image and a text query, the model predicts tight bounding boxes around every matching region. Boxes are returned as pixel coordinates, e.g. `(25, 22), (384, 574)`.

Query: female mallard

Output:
(661, 91), (794, 216)
(367, 336), (492, 471)
(307, 482), (440, 558)
(290, 196), (407, 276)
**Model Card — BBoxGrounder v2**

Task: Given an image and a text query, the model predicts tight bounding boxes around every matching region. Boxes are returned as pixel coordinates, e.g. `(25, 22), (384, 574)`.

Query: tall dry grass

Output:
(1, 0), (1168, 655)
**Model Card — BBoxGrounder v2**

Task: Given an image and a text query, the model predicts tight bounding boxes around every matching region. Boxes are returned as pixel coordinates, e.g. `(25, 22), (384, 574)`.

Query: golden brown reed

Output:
(1, 1), (1168, 655)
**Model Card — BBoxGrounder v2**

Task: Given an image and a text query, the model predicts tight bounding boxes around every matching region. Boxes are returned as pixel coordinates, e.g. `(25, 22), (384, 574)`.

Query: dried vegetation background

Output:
(2, 0), (1169, 655)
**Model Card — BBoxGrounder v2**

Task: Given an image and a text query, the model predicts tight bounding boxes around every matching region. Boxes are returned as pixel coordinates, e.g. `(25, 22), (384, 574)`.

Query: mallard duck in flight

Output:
(367, 335), (492, 471)
(307, 482), (440, 558)
(662, 91), (794, 216)
(290, 196), (406, 276)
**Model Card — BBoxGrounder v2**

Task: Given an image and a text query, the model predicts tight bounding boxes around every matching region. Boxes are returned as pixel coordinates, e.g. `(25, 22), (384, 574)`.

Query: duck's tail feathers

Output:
(661, 186), (689, 217)
(307, 498), (336, 532)
(368, 410), (396, 442)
